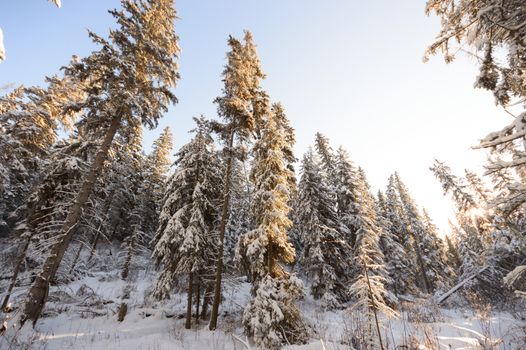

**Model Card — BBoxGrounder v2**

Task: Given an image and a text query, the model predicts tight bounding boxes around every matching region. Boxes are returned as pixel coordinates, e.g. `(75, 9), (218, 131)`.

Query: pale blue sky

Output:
(0, 1), (508, 232)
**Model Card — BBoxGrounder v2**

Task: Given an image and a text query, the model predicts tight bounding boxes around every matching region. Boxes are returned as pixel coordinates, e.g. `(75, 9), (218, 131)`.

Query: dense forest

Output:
(1, 0), (526, 349)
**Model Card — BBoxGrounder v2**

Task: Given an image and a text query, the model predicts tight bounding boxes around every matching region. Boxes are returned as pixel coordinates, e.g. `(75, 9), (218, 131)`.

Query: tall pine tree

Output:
(18, 0), (179, 326)
(236, 104), (307, 349)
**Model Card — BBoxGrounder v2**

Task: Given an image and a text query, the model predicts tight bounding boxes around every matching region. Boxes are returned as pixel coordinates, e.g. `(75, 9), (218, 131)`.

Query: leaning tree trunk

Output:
(209, 129), (235, 331)
(19, 115), (122, 327)
(1, 235), (32, 311)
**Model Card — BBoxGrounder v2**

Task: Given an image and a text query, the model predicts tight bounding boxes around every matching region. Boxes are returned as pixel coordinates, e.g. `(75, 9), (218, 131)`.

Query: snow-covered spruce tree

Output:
(395, 173), (444, 294)
(236, 104), (307, 349)
(421, 208), (454, 290)
(148, 126), (173, 215)
(334, 147), (359, 248)
(273, 103), (297, 193)
(18, 0), (179, 326)
(98, 128), (145, 245)
(209, 31), (266, 330)
(1, 133), (98, 310)
(295, 149), (352, 308)
(0, 78), (80, 237)
(426, 2), (526, 289)
(426, 2), (526, 190)
(432, 161), (526, 300)
(115, 127), (173, 255)
(225, 158), (254, 265)
(465, 170), (491, 203)
(148, 126), (173, 195)
(120, 206), (149, 280)
(431, 160), (478, 213)
(153, 117), (222, 329)
(314, 132), (338, 190)
(384, 174), (419, 294)
(430, 161), (490, 276)
(376, 190), (412, 297)
(348, 165), (397, 350)
(115, 129), (152, 280)
(444, 224), (462, 270)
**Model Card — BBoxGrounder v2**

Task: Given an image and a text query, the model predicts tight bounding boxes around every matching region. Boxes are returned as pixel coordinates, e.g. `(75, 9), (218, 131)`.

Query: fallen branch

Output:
(232, 334), (252, 350)
(436, 266), (489, 304)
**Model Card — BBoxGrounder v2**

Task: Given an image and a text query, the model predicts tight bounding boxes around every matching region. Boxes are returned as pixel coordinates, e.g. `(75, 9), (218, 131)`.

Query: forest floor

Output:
(1, 244), (525, 349)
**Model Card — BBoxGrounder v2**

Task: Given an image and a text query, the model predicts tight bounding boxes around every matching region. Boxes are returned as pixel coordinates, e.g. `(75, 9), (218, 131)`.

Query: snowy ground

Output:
(1, 250), (525, 349)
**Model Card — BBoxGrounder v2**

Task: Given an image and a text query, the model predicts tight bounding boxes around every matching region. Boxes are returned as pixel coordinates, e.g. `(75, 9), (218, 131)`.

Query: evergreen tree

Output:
(272, 103), (297, 193)
(426, 2), (526, 271)
(348, 163), (394, 310)
(348, 169), (397, 349)
(421, 208), (452, 290)
(115, 130), (151, 280)
(465, 170), (491, 203)
(225, 158), (254, 265)
(209, 31), (266, 330)
(314, 132), (337, 189)
(334, 147), (358, 248)
(395, 173), (442, 293)
(19, 0), (179, 326)
(152, 117), (222, 329)
(431, 160), (477, 213)
(0, 78), (81, 236)
(376, 190), (412, 296)
(426, 1), (526, 157)
(236, 106), (307, 349)
(145, 127), (174, 245)
(431, 161), (492, 277)
(296, 149), (351, 308)
(384, 175), (419, 293)
(1, 133), (98, 310)
(149, 126), (174, 190)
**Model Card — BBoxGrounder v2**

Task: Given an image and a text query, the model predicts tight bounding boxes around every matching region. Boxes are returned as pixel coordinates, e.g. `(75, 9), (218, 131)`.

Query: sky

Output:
(0, 0), (511, 233)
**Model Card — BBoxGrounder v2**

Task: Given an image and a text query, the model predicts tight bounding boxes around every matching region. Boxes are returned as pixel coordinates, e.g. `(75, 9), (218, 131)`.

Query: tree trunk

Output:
(185, 271), (193, 329)
(20, 115), (122, 327)
(363, 260), (385, 350)
(413, 239), (431, 294)
(1, 235), (31, 311)
(117, 302), (128, 322)
(121, 231), (136, 280)
(209, 129), (235, 331)
(195, 279), (200, 324)
(201, 284), (212, 320)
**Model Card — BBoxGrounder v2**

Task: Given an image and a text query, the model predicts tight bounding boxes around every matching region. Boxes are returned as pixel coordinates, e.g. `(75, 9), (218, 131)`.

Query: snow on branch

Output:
(0, 28), (5, 62)
(49, 0), (62, 8)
